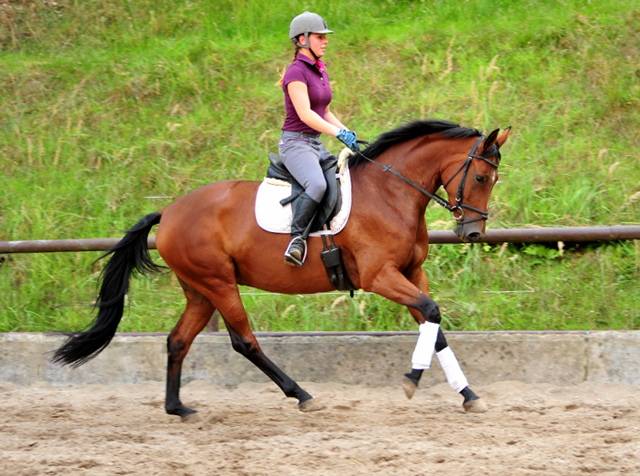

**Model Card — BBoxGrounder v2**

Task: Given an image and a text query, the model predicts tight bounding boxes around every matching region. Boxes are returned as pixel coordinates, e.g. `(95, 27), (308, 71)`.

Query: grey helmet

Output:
(289, 12), (334, 49)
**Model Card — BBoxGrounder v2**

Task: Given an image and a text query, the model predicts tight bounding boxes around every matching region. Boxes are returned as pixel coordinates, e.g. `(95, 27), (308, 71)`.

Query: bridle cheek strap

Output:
(441, 136), (492, 226)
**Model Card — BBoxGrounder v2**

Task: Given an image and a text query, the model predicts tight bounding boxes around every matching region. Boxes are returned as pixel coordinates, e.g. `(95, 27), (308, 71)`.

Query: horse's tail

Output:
(51, 212), (164, 367)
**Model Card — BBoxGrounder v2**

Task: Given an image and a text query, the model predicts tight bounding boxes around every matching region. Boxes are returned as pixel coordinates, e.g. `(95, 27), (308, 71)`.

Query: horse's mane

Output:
(349, 119), (481, 168)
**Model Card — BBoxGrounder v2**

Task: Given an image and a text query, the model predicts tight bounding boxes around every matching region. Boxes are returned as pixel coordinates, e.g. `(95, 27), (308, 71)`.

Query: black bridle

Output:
(353, 135), (500, 226)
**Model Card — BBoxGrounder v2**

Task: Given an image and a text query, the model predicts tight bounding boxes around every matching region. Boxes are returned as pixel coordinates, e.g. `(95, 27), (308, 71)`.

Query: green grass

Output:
(1, 0), (639, 333)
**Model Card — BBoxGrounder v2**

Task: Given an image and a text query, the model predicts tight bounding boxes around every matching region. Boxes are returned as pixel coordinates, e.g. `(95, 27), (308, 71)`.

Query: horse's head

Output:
(442, 127), (510, 243)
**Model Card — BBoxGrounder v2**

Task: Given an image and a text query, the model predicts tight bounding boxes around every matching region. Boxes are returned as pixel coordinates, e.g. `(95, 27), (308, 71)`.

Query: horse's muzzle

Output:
(454, 223), (485, 243)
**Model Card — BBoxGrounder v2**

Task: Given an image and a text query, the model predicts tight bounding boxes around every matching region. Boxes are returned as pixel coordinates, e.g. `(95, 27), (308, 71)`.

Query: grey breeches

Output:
(278, 131), (334, 203)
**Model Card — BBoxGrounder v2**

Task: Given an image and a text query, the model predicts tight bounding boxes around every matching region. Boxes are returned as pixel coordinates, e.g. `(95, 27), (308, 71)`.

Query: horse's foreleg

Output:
(400, 306), (443, 398)
(403, 327), (487, 412)
(360, 266), (440, 391)
(165, 281), (215, 419)
(364, 266), (487, 412)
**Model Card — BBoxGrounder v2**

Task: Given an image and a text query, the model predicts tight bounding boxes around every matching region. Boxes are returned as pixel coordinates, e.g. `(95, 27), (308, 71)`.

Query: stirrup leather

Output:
(284, 236), (308, 267)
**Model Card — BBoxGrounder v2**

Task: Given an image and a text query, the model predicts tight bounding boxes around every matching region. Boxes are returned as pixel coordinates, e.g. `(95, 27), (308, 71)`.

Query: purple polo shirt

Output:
(281, 53), (333, 135)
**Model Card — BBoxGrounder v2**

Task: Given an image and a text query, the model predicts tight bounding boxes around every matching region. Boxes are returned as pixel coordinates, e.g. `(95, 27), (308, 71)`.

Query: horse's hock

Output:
(2, 331), (640, 387)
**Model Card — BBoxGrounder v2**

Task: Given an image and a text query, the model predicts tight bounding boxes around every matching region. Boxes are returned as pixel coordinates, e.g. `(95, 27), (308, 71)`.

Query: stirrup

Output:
(284, 236), (307, 267)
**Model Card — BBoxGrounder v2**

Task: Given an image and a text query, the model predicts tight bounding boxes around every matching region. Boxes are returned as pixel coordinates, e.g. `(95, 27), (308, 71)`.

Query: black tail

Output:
(51, 212), (164, 367)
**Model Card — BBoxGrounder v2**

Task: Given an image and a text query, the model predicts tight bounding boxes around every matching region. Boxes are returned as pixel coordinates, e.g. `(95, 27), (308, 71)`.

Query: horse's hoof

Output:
(167, 404), (198, 419)
(298, 398), (324, 412)
(401, 376), (417, 400)
(181, 412), (202, 423)
(463, 398), (488, 413)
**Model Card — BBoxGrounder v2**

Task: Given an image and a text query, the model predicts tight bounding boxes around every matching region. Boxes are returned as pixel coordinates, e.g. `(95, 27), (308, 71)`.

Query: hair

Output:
(275, 42), (300, 87)
(349, 119), (481, 169)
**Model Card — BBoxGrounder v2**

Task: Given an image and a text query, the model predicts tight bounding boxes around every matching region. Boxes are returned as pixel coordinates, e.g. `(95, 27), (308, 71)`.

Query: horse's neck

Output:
(385, 139), (444, 203)
(354, 139), (445, 217)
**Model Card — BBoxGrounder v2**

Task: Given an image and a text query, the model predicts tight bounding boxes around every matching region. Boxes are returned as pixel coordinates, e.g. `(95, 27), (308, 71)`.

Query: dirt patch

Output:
(1, 379), (639, 475)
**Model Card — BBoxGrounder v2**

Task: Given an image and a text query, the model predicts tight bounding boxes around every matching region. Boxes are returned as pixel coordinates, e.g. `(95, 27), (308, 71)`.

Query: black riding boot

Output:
(284, 192), (320, 267)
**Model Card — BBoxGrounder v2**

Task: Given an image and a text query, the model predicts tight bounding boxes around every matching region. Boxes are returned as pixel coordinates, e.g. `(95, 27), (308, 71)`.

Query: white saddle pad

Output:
(255, 150), (353, 236)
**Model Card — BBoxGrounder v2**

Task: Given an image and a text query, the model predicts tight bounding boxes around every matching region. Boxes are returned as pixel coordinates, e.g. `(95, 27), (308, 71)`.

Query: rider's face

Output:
(302, 33), (329, 58)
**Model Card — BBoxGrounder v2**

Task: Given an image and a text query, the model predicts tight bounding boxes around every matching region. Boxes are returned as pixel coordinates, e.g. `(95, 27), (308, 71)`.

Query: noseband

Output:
(354, 135), (500, 226)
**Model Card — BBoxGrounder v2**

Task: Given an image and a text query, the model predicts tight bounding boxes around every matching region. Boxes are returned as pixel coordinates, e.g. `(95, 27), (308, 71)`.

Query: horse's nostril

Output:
(466, 232), (482, 242)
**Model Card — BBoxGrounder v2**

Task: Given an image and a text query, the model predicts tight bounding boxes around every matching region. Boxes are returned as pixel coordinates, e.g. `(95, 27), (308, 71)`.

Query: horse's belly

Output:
(233, 236), (338, 295)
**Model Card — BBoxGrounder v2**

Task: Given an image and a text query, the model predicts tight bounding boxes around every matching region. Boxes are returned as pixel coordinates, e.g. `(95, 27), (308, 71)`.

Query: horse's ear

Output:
(482, 127), (511, 152)
(496, 127), (511, 148)
(481, 129), (500, 153)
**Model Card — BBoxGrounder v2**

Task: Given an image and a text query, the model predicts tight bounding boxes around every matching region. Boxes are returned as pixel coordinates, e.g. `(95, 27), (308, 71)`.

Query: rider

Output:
(279, 11), (360, 267)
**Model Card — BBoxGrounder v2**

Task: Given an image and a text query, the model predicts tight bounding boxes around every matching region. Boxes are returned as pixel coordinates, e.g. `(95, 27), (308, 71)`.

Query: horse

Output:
(53, 119), (510, 420)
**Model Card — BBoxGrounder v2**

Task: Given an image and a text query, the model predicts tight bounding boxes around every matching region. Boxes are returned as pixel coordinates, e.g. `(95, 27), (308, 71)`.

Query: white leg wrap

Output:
(411, 322), (439, 370)
(437, 346), (469, 393)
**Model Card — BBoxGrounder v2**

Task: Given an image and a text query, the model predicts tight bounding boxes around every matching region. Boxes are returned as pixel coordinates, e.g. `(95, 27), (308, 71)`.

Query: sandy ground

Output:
(1, 379), (639, 476)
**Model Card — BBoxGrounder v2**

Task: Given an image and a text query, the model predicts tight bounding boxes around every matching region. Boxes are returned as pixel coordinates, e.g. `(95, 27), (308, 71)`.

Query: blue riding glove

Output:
(336, 129), (361, 152)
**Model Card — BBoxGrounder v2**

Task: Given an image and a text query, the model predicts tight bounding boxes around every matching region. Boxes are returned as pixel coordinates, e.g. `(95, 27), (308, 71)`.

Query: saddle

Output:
(264, 152), (356, 294)
(266, 153), (343, 234)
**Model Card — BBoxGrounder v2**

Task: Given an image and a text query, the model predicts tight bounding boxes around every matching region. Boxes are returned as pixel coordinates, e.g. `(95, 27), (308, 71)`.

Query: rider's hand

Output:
(336, 129), (361, 152)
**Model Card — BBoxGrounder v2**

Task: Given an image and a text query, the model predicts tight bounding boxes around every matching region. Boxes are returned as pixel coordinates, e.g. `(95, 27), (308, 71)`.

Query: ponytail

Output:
(275, 67), (286, 87)
(275, 46), (300, 87)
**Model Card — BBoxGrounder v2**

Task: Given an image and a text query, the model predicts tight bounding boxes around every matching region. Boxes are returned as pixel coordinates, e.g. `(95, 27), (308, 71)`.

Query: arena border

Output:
(2, 225), (640, 253)
(1, 330), (639, 388)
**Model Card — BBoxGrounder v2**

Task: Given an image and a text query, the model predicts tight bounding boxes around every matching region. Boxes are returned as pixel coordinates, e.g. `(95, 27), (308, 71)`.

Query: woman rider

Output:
(279, 11), (360, 267)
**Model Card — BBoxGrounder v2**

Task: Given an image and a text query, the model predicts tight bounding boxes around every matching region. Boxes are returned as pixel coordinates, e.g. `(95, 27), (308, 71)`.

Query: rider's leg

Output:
(284, 191), (320, 266)
(279, 133), (329, 266)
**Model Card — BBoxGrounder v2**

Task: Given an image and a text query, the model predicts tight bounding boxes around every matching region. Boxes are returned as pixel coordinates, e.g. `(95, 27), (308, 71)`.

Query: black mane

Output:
(349, 119), (481, 168)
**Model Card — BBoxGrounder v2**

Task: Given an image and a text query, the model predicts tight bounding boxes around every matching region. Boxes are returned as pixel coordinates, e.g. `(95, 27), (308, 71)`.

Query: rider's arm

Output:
(287, 81), (341, 136)
(324, 106), (347, 131)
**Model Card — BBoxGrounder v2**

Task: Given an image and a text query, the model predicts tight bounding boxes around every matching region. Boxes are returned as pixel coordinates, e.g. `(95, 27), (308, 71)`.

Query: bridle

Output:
(354, 135), (501, 226)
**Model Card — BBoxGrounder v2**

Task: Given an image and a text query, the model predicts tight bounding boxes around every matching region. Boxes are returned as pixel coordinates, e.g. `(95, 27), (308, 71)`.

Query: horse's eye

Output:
(476, 175), (486, 185)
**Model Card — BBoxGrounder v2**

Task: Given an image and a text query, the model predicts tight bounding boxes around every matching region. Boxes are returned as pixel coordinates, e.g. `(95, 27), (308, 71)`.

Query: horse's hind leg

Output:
(165, 279), (215, 419)
(209, 284), (322, 412)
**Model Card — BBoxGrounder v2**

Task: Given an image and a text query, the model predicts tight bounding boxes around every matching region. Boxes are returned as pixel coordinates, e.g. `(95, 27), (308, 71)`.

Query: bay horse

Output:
(53, 119), (510, 419)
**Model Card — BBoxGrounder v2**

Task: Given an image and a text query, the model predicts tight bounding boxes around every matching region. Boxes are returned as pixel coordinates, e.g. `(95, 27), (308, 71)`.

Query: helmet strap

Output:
(296, 33), (320, 60)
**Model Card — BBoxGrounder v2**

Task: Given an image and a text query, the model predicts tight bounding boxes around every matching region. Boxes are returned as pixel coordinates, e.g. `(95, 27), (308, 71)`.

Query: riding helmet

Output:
(289, 12), (334, 49)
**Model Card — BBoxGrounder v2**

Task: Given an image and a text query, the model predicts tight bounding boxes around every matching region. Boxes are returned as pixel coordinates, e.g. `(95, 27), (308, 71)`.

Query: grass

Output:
(1, 0), (639, 333)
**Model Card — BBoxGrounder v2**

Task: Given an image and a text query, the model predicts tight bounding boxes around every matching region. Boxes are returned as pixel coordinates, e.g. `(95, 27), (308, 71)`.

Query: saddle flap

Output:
(312, 162), (341, 228)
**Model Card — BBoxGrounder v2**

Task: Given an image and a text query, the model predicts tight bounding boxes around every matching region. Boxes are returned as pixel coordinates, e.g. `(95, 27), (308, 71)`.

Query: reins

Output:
(352, 135), (500, 226)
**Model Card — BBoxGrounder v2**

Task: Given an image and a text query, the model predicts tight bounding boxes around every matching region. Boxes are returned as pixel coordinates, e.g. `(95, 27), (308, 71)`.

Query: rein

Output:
(353, 135), (500, 226)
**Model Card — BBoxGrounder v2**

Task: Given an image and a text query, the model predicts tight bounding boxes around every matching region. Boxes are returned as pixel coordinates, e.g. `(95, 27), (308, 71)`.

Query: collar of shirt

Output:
(296, 52), (326, 74)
